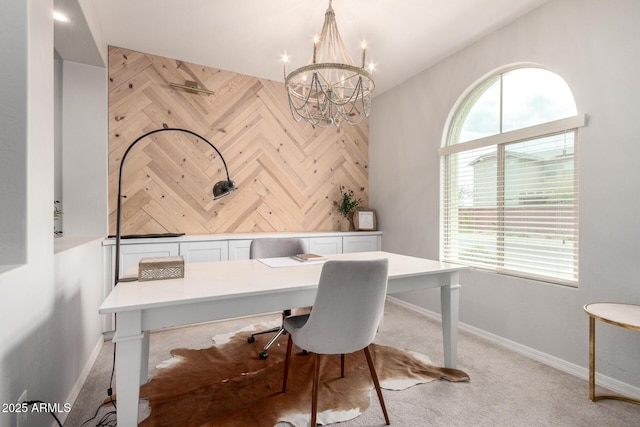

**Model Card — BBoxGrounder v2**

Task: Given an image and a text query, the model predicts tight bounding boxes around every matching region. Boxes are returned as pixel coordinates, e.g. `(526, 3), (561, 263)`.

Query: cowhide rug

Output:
(136, 322), (469, 426)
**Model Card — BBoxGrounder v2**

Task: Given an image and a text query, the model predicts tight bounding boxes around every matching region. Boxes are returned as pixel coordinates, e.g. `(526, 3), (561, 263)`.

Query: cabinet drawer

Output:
(308, 236), (342, 254)
(342, 235), (381, 253)
(180, 241), (229, 263)
(229, 240), (251, 260)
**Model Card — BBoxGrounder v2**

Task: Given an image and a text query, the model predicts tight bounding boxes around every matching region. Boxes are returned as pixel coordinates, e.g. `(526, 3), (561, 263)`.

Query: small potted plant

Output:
(54, 200), (63, 237)
(333, 185), (362, 231)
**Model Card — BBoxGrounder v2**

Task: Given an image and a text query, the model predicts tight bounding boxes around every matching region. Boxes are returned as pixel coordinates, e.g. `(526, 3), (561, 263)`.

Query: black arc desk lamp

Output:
(113, 128), (236, 285)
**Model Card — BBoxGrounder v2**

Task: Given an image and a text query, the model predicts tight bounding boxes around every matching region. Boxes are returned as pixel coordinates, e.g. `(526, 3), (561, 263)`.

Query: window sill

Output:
(0, 263), (25, 275)
(54, 236), (104, 254)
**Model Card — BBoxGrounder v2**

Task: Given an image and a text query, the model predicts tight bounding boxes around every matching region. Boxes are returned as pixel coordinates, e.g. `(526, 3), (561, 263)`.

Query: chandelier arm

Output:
(287, 72), (372, 109)
(326, 80), (368, 109)
(337, 87), (361, 117)
(340, 76), (365, 107)
(334, 76), (371, 125)
(288, 72), (328, 126)
(288, 77), (367, 126)
(336, 78), (367, 121)
(311, 74), (331, 127)
(312, 73), (328, 113)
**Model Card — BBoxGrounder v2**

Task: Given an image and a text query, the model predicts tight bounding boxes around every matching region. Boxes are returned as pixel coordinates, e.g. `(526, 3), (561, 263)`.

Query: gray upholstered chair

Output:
(282, 259), (390, 426)
(248, 237), (308, 359)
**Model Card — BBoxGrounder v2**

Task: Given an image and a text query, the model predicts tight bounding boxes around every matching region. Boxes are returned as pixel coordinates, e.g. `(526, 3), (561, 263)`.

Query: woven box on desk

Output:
(138, 256), (185, 281)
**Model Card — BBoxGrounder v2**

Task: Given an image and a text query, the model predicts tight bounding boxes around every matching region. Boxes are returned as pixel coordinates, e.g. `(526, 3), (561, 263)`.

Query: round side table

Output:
(583, 302), (640, 405)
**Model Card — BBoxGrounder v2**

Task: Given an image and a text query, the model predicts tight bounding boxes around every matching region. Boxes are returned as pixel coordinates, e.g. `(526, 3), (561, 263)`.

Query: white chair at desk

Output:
(247, 237), (308, 359)
(282, 259), (391, 426)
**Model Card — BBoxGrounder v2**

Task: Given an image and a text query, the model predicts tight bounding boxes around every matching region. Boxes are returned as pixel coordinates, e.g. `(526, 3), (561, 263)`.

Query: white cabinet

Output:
(118, 242), (179, 277)
(308, 236), (343, 254)
(102, 231), (381, 333)
(180, 241), (228, 263)
(228, 240), (251, 260)
(343, 235), (381, 253)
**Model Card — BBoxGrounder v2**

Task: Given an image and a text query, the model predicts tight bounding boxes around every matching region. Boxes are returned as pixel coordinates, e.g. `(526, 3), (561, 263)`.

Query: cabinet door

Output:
(180, 241), (229, 263)
(119, 243), (180, 277)
(228, 240), (251, 260)
(308, 236), (343, 254)
(342, 235), (381, 253)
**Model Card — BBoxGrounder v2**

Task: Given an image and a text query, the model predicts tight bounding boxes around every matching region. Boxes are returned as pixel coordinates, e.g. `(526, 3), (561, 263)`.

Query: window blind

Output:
(441, 130), (579, 285)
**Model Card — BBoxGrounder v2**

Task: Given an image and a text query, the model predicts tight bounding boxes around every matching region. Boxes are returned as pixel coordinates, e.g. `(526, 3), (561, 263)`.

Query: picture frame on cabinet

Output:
(353, 209), (377, 231)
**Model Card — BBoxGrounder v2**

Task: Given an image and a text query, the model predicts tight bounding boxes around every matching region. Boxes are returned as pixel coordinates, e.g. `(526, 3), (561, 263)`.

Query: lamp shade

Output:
(213, 180), (237, 200)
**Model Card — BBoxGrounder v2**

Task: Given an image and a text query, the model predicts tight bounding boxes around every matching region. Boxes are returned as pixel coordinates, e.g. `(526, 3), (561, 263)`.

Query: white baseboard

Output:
(57, 336), (104, 426)
(386, 296), (640, 401)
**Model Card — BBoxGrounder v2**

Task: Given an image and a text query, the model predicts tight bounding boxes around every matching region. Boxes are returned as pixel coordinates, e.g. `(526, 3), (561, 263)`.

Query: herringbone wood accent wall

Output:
(108, 46), (369, 235)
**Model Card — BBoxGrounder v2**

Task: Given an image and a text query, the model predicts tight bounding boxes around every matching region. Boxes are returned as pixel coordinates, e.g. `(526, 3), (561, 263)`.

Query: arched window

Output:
(440, 66), (586, 286)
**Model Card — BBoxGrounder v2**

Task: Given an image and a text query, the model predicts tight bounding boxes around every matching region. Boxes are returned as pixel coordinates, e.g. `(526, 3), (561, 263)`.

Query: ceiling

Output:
(55, 0), (549, 96)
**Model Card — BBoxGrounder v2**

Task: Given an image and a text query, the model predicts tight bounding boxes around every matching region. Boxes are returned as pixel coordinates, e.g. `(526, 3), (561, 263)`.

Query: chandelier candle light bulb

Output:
(282, 52), (289, 78)
(313, 35), (319, 63)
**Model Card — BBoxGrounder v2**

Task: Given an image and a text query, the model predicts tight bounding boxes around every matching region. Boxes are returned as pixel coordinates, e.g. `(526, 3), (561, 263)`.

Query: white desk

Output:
(99, 251), (466, 426)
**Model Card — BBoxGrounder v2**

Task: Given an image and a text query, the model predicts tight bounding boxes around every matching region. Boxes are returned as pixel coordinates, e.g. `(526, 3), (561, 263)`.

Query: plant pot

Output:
(340, 216), (351, 232)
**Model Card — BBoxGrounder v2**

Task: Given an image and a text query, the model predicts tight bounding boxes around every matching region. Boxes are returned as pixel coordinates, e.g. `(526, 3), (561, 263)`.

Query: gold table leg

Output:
(588, 315), (640, 405)
(589, 316), (595, 401)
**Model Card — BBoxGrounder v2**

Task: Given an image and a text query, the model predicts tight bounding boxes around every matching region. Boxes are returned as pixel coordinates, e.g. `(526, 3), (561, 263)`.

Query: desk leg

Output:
(114, 311), (145, 427)
(141, 330), (150, 384)
(441, 272), (461, 369)
(589, 316), (596, 402)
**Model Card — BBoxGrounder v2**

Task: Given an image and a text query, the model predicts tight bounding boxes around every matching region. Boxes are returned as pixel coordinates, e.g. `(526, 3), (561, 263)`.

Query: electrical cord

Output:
(97, 410), (117, 427)
(21, 332), (119, 427)
(79, 401), (116, 427)
(24, 400), (63, 426)
(109, 341), (117, 409)
(81, 315), (119, 426)
(78, 377), (117, 427)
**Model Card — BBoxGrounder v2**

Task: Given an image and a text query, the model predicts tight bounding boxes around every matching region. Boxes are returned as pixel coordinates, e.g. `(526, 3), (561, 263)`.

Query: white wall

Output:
(55, 51), (64, 224)
(370, 0), (640, 393)
(0, 0), (28, 266)
(0, 1), (106, 426)
(62, 61), (108, 237)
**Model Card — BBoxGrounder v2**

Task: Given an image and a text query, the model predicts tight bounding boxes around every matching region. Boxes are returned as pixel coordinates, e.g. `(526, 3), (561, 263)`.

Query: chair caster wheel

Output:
(247, 336), (255, 344)
(259, 351), (269, 360)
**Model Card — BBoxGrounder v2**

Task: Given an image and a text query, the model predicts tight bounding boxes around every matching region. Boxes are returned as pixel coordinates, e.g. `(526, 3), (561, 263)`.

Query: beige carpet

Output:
(64, 300), (640, 427)
(136, 321), (469, 426)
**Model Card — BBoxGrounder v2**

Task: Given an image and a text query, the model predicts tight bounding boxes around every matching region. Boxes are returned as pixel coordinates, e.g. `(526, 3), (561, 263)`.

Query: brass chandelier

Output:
(283, 0), (375, 128)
